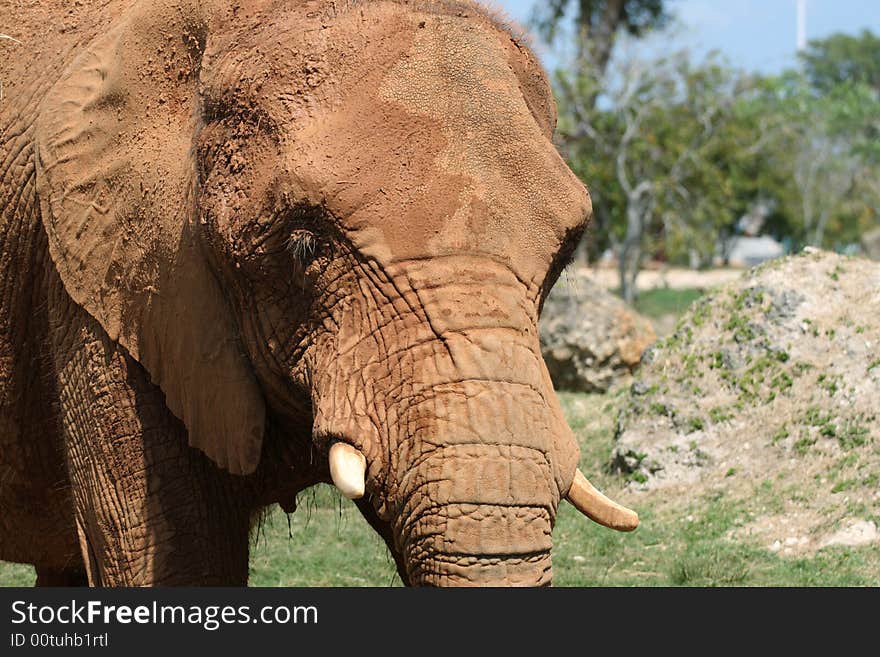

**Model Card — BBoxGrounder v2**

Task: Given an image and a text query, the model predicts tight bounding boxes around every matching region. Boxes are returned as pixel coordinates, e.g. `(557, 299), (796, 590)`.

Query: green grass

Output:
(553, 490), (880, 586)
(630, 288), (705, 321)
(0, 562), (33, 587)
(3, 389), (878, 587)
(551, 392), (880, 587)
(249, 486), (401, 587)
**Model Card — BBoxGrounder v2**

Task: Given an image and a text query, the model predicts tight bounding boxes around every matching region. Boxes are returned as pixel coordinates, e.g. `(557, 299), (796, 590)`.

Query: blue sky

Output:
(494, 0), (880, 74)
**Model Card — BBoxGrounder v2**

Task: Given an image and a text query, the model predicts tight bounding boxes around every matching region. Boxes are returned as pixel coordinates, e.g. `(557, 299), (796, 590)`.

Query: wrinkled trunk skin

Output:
(395, 427), (555, 587)
(313, 257), (576, 586)
(381, 360), (566, 587)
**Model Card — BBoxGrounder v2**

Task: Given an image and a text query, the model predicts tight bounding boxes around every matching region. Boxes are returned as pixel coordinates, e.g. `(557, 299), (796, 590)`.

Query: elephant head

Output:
(35, 0), (636, 586)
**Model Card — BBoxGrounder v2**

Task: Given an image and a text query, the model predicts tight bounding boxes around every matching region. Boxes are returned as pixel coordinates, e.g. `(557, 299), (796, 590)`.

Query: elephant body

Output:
(0, 0), (634, 586)
(0, 3), (91, 578)
(3, 0), (334, 586)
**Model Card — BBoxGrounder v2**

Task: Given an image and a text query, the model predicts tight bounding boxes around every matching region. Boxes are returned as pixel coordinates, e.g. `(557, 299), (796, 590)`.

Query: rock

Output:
(819, 520), (879, 549)
(861, 227), (880, 261)
(539, 277), (656, 393)
(827, 519), (879, 547)
(612, 250), (880, 508)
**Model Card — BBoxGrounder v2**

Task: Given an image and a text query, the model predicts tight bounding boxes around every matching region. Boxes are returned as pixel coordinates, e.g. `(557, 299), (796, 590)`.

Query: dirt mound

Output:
(540, 276), (656, 392)
(613, 249), (880, 553)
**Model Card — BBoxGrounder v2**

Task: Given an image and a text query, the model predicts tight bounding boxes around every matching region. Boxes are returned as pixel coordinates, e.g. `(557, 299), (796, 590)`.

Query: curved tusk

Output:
(566, 469), (639, 532)
(328, 442), (367, 500)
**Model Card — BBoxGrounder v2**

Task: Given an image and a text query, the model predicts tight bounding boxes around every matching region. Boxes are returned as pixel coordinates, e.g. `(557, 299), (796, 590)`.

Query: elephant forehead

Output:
(286, 12), (589, 281)
(375, 17), (578, 243)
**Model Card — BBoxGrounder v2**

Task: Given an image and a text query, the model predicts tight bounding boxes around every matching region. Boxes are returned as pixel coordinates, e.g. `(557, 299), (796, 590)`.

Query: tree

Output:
(797, 31), (880, 248)
(800, 30), (880, 96)
(742, 72), (880, 249)
(550, 24), (880, 305)
(530, 1), (672, 268)
(556, 48), (745, 303)
(531, 0), (670, 83)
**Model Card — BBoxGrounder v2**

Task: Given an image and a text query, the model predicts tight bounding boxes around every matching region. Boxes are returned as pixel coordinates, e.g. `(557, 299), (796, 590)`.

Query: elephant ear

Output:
(35, 1), (265, 475)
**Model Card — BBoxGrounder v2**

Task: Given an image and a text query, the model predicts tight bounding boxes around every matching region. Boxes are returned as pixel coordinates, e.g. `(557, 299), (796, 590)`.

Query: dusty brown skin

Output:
(0, 0), (609, 586)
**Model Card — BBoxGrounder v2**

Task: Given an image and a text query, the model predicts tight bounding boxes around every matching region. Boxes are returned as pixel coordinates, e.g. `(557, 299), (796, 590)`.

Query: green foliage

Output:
(726, 70), (879, 249)
(794, 432), (818, 455)
(831, 479), (857, 494)
(805, 406), (835, 431)
(532, 0), (670, 41)
(556, 49), (753, 293)
(800, 30), (880, 96)
(817, 373), (840, 396)
(628, 471), (649, 484)
(649, 401), (671, 416)
(771, 426), (790, 444)
(0, 562), (33, 586)
(838, 422), (870, 450)
(688, 416), (705, 432)
(553, 26), (880, 275)
(771, 371), (793, 392)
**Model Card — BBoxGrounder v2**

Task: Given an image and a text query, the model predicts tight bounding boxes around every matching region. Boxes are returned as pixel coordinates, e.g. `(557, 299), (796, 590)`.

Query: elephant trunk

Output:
(394, 441), (556, 587)
(384, 371), (565, 586)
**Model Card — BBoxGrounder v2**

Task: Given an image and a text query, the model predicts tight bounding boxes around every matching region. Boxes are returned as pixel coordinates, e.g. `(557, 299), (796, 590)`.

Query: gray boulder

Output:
(539, 277), (656, 393)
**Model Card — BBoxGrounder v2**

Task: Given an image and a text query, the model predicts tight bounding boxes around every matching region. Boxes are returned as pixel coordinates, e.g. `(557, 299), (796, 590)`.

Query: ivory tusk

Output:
(328, 442), (367, 500)
(566, 469), (639, 532)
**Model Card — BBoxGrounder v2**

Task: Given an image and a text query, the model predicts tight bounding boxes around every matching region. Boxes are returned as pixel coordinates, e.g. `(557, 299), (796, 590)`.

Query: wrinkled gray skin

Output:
(0, 0), (593, 586)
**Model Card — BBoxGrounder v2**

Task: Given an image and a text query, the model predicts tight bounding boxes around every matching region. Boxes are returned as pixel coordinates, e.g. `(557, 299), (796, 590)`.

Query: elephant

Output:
(0, 0), (637, 587)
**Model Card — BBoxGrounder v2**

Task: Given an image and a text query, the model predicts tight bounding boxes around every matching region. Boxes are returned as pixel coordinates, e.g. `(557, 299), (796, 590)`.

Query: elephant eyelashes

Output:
(544, 223), (586, 295)
(286, 229), (320, 267)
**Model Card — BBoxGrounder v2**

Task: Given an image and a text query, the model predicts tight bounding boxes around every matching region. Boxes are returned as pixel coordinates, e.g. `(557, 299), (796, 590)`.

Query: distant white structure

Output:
(726, 235), (786, 267)
(797, 0), (807, 52)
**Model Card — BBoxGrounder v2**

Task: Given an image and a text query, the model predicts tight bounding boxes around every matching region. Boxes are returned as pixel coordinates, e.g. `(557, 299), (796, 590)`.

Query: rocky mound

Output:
(613, 249), (879, 554)
(540, 276), (656, 393)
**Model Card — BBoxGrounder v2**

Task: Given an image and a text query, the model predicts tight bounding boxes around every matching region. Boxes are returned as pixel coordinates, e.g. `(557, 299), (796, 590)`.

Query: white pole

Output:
(796, 0), (807, 52)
